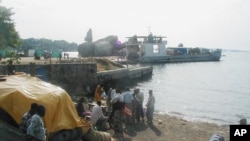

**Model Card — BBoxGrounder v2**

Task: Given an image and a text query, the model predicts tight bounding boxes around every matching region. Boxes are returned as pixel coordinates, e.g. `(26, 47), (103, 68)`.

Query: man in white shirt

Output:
(111, 89), (123, 103)
(90, 101), (108, 131)
(146, 90), (155, 124)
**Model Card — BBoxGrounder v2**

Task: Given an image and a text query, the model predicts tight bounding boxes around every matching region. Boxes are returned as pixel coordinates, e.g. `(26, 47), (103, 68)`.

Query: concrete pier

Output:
(0, 63), (153, 96)
(96, 66), (153, 82)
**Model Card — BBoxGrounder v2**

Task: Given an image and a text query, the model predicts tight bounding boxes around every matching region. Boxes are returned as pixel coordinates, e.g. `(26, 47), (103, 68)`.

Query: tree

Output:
(0, 4), (22, 49)
(0, 3), (21, 74)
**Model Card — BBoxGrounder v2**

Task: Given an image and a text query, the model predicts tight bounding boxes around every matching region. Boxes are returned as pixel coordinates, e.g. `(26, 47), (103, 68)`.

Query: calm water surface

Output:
(132, 51), (250, 125)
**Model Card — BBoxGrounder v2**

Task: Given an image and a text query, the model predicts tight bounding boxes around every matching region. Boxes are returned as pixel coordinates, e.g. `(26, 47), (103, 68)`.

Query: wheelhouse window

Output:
(153, 45), (159, 53)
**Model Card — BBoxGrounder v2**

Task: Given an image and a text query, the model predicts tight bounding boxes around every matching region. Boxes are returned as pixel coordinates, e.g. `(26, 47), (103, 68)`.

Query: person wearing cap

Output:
(146, 90), (155, 124)
(122, 87), (133, 124)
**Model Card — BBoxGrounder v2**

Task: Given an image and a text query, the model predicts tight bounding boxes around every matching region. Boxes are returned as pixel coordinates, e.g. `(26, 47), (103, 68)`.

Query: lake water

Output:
(131, 51), (250, 125)
(66, 51), (249, 125)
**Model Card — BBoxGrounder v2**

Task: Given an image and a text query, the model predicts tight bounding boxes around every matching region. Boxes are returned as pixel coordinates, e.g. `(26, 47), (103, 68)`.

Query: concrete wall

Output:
(96, 68), (129, 82)
(0, 63), (97, 97)
(96, 66), (153, 91)
(128, 67), (153, 79)
(47, 63), (97, 97)
(0, 64), (152, 98)
(97, 67), (152, 82)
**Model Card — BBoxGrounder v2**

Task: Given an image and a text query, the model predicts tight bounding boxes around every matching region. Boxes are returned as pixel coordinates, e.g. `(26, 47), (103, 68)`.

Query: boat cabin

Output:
(126, 34), (167, 60)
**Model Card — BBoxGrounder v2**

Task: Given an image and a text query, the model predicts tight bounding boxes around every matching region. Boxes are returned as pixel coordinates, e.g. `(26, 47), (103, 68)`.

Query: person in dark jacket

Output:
(27, 105), (46, 141)
(20, 103), (38, 133)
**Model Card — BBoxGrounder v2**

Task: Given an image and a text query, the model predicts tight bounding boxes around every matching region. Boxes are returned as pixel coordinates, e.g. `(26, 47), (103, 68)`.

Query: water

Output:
(132, 51), (250, 125)
(64, 51), (250, 125)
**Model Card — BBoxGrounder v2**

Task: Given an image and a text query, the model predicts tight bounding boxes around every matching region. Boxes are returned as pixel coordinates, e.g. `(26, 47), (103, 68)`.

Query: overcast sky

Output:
(2, 0), (250, 51)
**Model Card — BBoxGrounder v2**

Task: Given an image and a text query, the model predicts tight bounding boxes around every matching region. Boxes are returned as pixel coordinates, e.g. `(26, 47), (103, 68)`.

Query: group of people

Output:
(20, 103), (46, 141)
(75, 84), (109, 131)
(92, 83), (156, 133)
(74, 82), (156, 133)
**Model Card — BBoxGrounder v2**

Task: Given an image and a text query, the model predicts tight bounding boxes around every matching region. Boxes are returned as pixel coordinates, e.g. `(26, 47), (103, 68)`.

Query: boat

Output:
(125, 34), (222, 63)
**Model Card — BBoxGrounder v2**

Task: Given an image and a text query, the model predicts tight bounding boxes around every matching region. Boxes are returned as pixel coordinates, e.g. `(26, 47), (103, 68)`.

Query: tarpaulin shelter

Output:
(0, 74), (82, 134)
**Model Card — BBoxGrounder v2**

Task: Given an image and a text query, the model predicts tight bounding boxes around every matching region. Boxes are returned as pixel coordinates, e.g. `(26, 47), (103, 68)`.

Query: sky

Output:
(2, 0), (250, 51)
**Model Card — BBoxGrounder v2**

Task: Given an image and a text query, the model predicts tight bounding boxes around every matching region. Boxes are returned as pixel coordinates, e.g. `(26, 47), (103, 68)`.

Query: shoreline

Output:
(157, 110), (236, 127)
(83, 97), (230, 140)
(108, 112), (230, 141)
(156, 111), (230, 126)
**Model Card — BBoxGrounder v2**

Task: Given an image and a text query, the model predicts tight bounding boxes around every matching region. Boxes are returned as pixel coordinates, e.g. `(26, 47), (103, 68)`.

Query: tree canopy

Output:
(20, 38), (78, 52)
(0, 4), (21, 49)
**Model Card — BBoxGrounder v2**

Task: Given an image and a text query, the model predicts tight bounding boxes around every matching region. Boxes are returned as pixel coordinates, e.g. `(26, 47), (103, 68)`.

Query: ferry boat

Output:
(125, 34), (222, 63)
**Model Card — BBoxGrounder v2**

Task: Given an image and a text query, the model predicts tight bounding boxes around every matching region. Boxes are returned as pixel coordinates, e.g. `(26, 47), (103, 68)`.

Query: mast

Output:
(147, 26), (151, 34)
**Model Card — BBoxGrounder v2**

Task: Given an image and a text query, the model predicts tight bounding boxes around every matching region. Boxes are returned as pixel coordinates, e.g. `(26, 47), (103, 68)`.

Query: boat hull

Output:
(139, 54), (221, 63)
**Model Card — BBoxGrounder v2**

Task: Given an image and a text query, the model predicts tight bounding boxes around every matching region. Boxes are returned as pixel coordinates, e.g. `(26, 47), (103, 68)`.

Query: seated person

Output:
(20, 103), (38, 133)
(90, 101), (109, 131)
(76, 97), (91, 118)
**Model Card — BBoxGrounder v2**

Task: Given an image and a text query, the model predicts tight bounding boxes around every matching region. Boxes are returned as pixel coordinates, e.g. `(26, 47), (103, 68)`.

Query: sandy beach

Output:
(107, 113), (229, 141)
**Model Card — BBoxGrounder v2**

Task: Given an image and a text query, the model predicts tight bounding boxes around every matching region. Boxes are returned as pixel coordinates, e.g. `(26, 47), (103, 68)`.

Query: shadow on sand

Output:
(148, 123), (161, 136)
(111, 122), (150, 141)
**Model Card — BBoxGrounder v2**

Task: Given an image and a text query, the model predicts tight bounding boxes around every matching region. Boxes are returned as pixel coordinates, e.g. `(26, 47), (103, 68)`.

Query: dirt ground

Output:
(107, 113), (229, 141)
(1, 57), (124, 72)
